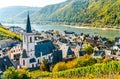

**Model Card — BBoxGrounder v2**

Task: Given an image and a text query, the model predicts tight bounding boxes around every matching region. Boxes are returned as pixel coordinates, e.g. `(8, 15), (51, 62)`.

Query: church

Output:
(20, 13), (62, 68)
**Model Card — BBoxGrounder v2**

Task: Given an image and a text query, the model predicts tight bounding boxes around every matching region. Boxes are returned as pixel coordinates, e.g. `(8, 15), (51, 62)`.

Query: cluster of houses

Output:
(1, 13), (120, 75)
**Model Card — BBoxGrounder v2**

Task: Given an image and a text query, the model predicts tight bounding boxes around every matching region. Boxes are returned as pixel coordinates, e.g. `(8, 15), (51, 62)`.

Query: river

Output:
(3, 23), (120, 39)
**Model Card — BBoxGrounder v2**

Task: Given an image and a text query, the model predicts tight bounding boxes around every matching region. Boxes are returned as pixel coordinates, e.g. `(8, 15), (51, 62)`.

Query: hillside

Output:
(0, 25), (22, 41)
(0, 6), (40, 23)
(0, 0), (120, 27)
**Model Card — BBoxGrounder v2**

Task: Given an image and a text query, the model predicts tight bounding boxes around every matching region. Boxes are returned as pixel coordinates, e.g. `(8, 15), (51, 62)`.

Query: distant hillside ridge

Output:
(0, 0), (120, 27)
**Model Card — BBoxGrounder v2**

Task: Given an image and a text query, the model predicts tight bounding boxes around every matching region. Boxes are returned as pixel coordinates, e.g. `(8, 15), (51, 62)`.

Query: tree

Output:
(54, 30), (59, 35)
(19, 73), (30, 79)
(40, 58), (50, 71)
(3, 67), (31, 79)
(17, 68), (31, 79)
(83, 45), (93, 55)
(2, 67), (19, 79)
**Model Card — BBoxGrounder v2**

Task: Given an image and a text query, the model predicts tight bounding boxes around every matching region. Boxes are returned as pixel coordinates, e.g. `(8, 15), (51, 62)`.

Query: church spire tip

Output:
(26, 11), (32, 33)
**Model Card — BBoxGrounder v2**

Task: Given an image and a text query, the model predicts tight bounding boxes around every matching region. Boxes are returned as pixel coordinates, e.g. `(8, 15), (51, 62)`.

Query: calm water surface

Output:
(3, 23), (120, 39)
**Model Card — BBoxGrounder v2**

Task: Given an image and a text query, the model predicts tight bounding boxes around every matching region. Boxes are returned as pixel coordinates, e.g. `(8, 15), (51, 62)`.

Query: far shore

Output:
(63, 25), (120, 31)
(2, 23), (120, 31)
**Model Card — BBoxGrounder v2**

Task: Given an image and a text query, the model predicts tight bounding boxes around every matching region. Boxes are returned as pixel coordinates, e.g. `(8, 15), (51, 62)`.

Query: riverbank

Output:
(64, 25), (120, 31)
(2, 23), (120, 38)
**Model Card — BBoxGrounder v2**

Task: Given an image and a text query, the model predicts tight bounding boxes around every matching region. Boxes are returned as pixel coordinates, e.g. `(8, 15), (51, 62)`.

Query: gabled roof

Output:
(22, 49), (28, 58)
(0, 56), (15, 72)
(35, 40), (55, 57)
(61, 44), (74, 58)
(93, 51), (105, 57)
(29, 58), (36, 63)
(78, 51), (87, 56)
(67, 47), (74, 55)
(26, 12), (32, 33)
(64, 31), (75, 34)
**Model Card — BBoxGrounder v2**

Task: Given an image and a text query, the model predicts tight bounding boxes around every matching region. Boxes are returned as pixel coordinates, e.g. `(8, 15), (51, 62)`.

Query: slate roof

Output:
(93, 51), (105, 58)
(115, 37), (120, 43)
(64, 31), (75, 34)
(78, 51), (87, 56)
(26, 12), (32, 33)
(51, 50), (62, 64)
(0, 56), (15, 72)
(22, 49), (28, 58)
(59, 38), (68, 43)
(35, 40), (55, 57)
(29, 58), (36, 63)
(67, 47), (74, 55)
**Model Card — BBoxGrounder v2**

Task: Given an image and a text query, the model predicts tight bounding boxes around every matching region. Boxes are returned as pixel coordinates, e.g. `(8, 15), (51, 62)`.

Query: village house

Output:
(92, 50), (106, 59)
(0, 49), (15, 75)
(8, 44), (22, 61)
(115, 36), (120, 45)
(60, 43), (75, 60)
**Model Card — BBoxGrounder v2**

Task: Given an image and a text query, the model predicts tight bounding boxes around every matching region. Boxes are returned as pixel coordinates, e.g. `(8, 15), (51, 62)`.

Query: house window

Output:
(32, 64), (34, 68)
(23, 60), (25, 66)
(30, 37), (32, 43)
(38, 59), (39, 63)
(48, 56), (51, 61)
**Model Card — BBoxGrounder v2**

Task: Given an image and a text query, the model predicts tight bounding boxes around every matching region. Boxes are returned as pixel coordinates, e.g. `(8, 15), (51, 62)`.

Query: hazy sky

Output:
(0, 0), (66, 8)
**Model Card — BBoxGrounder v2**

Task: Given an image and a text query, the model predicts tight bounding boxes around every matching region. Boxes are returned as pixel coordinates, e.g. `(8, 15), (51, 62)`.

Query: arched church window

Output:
(30, 37), (32, 43)
(23, 60), (25, 66)
(32, 64), (34, 68)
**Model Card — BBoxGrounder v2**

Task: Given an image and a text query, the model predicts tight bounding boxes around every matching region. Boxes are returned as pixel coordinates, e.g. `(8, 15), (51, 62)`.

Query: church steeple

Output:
(26, 11), (32, 33)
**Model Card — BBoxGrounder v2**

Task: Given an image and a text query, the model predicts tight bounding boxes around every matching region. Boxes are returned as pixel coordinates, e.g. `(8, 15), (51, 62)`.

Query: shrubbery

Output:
(53, 62), (67, 72)
(53, 54), (98, 72)
(2, 67), (31, 79)
(37, 61), (120, 78)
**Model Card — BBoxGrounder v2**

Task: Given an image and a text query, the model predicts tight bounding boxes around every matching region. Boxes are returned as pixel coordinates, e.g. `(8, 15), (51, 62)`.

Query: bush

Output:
(53, 55), (97, 72)
(66, 60), (76, 69)
(52, 62), (67, 72)
(3, 67), (31, 79)
(103, 57), (111, 63)
(83, 45), (94, 55)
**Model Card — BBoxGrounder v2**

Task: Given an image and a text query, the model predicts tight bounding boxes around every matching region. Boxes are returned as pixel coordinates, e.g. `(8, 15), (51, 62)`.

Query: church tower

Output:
(20, 12), (36, 68)
(23, 12), (35, 57)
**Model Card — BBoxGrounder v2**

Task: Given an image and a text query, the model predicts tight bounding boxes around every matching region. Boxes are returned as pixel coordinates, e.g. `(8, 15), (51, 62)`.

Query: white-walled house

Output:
(115, 36), (120, 45)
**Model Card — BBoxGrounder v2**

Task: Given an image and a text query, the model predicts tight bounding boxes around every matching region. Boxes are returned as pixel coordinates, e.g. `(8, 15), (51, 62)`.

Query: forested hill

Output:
(0, 0), (120, 27)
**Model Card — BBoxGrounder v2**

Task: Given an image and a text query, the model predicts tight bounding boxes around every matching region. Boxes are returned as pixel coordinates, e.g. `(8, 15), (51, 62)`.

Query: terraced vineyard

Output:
(0, 26), (22, 41)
